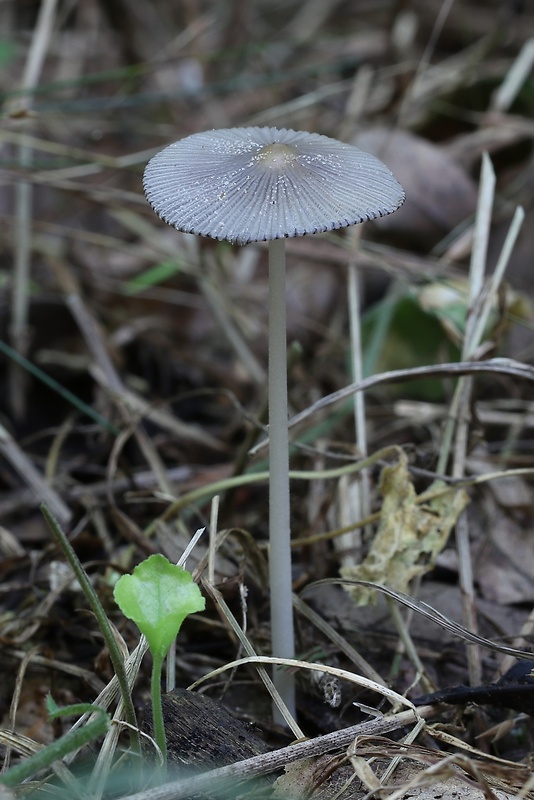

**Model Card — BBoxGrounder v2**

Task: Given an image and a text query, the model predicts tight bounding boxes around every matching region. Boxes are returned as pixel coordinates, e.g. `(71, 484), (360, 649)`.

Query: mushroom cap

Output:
(143, 127), (405, 246)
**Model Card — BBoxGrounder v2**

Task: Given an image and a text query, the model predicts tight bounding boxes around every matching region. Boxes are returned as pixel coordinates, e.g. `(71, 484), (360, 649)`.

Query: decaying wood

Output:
(141, 688), (271, 771)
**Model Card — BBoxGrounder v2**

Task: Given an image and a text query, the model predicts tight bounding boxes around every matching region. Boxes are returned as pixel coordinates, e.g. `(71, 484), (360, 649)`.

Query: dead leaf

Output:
(341, 452), (469, 604)
(474, 490), (534, 605)
(352, 128), (478, 248)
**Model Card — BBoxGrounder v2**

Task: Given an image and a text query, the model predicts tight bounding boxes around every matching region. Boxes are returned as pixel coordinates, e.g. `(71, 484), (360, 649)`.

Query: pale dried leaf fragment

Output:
(341, 452), (469, 604)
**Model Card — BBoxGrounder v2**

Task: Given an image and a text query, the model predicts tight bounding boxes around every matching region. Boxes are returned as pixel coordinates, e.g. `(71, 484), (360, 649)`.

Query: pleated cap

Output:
(143, 127), (405, 246)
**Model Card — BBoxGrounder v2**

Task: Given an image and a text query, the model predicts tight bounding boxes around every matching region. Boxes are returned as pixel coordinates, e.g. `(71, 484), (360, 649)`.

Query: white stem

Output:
(267, 238), (296, 722)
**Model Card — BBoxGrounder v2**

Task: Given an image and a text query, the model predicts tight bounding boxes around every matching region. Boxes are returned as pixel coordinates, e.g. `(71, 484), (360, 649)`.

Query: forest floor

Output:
(1, 1), (534, 798)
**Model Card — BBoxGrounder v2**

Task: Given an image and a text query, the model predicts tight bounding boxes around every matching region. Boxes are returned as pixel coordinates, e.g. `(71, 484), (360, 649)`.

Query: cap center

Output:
(255, 142), (298, 169)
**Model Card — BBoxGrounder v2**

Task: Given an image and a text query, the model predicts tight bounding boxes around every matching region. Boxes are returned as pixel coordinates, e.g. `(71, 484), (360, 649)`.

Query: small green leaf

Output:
(45, 693), (60, 715)
(113, 554), (205, 660)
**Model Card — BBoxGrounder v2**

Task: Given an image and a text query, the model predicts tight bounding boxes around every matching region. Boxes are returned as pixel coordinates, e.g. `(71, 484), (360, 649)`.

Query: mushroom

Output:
(143, 126), (405, 721)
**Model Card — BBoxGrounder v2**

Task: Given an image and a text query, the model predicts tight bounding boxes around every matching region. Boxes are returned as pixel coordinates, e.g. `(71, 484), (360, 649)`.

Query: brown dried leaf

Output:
(352, 128), (478, 247)
(341, 452), (469, 604)
(475, 486), (534, 605)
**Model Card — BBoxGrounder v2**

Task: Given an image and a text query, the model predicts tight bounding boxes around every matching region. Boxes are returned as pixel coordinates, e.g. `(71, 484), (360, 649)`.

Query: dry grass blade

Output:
(189, 655), (417, 714)
(0, 423), (72, 525)
(284, 358), (534, 435)
(349, 736), (533, 799)
(2, 648), (37, 772)
(448, 154), (496, 687)
(292, 594), (386, 686)
(201, 581), (304, 738)
(9, 0), (60, 417)
(304, 579), (534, 662)
(491, 37), (534, 113)
(444, 155), (524, 685)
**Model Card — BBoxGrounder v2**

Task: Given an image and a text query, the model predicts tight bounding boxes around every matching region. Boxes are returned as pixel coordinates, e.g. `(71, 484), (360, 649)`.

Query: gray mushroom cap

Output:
(143, 126), (405, 246)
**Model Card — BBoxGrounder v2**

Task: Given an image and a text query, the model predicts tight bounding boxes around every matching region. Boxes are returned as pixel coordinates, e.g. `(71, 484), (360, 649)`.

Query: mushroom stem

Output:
(267, 237), (296, 722)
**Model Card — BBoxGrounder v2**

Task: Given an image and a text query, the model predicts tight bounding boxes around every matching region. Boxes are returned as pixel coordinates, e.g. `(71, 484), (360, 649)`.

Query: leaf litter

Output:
(1, 0), (534, 798)
(341, 451), (470, 605)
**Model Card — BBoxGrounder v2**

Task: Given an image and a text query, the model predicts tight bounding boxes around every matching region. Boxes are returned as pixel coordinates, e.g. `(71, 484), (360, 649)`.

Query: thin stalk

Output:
(267, 238), (296, 722)
(151, 653), (166, 778)
(345, 228), (370, 564)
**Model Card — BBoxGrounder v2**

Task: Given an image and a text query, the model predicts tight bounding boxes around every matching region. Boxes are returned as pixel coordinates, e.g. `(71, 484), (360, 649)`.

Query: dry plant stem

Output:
(208, 495), (220, 586)
(10, 0), (59, 418)
(120, 706), (437, 800)
(3, 647), (35, 772)
(0, 422), (72, 526)
(286, 358), (534, 434)
(464, 153), (494, 350)
(310, 578), (534, 662)
(386, 596), (430, 691)
(451, 154), (493, 686)
(436, 155), (495, 473)
(56, 269), (174, 496)
(293, 595), (385, 686)
(198, 272), (265, 384)
(469, 205), (525, 349)
(89, 698), (125, 800)
(267, 238), (296, 722)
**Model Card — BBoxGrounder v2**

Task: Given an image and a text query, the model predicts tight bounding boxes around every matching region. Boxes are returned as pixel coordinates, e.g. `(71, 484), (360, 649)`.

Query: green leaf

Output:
(362, 289), (460, 401)
(45, 693), (60, 715)
(113, 554), (205, 660)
